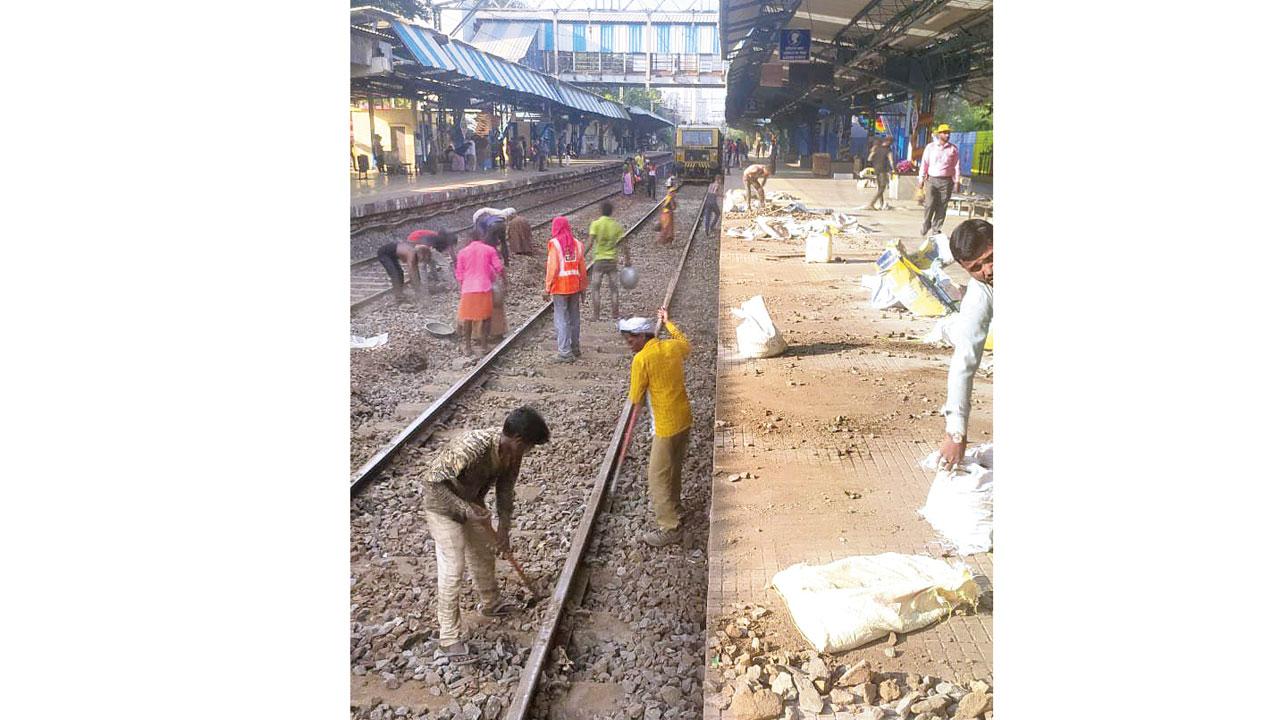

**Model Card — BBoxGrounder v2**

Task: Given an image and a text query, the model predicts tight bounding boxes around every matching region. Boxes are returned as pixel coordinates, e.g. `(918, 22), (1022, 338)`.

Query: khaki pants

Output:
(647, 428), (690, 531)
(425, 511), (497, 646)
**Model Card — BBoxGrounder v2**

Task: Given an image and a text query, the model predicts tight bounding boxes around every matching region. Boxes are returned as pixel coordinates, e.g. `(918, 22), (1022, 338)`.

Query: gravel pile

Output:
(706, 604), (994, 720)
(351, 188), (711, 720)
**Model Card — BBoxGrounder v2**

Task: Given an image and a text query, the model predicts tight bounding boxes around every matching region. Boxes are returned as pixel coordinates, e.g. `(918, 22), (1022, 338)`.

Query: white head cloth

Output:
(618, 317), (656, 335)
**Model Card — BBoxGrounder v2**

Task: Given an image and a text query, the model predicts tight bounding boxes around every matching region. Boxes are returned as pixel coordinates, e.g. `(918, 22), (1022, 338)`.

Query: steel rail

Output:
(503, 182), (709, 720)
(350, 161), (674, 311)
(349, 194), (669, 497)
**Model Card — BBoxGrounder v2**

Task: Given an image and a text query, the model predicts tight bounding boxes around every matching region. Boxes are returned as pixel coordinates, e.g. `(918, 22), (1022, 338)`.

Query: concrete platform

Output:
(350, 152), (669, 218)
(704, 166), (994, 718)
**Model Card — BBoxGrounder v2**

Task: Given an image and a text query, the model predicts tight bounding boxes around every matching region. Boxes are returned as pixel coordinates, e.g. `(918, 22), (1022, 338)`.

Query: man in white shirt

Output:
(938, 219), (994, 469)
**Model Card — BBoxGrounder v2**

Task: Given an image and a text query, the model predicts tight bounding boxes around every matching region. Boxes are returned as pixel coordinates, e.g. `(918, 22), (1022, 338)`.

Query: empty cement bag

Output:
(731, 295), (787, 359)
(770, 552), (980, 653)
(918, 443), (994, 555)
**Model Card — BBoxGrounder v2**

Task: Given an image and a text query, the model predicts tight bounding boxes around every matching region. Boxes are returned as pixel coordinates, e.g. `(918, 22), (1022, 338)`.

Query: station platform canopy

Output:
(627, 105), (677, 129)
(352, 7), (629, 122)
(719, 0), (992, 123)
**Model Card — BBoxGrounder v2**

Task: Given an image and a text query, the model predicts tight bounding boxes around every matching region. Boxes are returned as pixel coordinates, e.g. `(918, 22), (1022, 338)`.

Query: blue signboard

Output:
(779, 28), (810, 61)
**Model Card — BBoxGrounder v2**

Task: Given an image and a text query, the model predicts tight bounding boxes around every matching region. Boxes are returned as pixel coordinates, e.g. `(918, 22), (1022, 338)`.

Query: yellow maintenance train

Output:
(673, 126), (722, 181)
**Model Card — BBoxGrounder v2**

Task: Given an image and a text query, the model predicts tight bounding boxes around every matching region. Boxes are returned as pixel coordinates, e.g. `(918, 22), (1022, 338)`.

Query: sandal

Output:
(434, 641), (478, 666)
(479, 599), (524, 618)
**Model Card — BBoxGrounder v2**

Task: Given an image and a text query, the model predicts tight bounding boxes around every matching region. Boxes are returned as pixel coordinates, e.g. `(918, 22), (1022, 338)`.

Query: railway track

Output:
(351, 159), (673, 311)
(349, 182), (714, 720)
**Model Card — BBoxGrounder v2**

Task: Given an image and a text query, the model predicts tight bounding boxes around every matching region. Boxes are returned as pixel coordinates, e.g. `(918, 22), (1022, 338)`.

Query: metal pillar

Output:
(552, 11), (559, 76)
(366, 94), (377, 171)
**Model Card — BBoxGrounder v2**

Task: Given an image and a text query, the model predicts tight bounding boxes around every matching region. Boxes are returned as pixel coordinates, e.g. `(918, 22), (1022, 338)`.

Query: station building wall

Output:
(351, 107), (418, 166)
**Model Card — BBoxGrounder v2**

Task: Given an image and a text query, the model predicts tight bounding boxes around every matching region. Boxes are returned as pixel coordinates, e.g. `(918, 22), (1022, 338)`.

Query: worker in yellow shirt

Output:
(620, 307), (693, 547)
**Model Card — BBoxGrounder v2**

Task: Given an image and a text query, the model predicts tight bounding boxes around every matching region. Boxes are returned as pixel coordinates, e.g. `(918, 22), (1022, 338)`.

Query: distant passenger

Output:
(422, 405), (551, 666)
(864, 136), (896, 211)
(620, 307), (693, 548)
(587, 200), (630, 321)
(622, 163), (635, 196)
(645, 160), (658, 199)
(742, 163), (771, 210)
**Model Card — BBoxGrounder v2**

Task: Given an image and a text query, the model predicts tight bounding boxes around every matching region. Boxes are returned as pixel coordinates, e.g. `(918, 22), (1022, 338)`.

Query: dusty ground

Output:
(350, 186), (715, 720)
(703, 167), (994, 720)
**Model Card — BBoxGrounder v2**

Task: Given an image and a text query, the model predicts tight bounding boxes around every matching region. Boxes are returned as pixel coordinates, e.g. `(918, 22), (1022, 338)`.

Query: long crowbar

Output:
(473, 519), (547, 603)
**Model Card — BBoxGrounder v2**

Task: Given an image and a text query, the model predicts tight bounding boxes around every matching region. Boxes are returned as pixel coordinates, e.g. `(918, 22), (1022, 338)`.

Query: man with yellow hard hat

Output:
(918, 123), (961, 237)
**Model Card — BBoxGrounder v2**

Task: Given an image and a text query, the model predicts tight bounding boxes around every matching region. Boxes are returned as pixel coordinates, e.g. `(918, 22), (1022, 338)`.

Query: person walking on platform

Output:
(937, 219), (994, 470)
(742, 163), (771, 210)
(657, 184), (678, 245)
(504, 209), (535, 256)
(620, 308), (693, 547)
(645, 160), (658, 200)
(463, 138), (477, 172)
(587, 200), (629, 322)
(919, 123), (961, 237)
(422, 405), (551, 666)
(864, 137), (896, 211)
(518, 138), (528, 170)
(454, 229), (504, 357)
(545, 216), (586, 362)
(702, 175), (722, 238)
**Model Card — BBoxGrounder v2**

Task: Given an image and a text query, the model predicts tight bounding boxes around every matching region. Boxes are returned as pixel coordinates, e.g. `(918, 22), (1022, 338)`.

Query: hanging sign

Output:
(779, 28), (810, 62)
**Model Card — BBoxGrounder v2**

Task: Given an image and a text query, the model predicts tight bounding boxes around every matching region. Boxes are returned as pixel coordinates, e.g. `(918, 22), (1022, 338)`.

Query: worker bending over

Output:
(937, 219), (994, 469)
(421, 406), (551, 666)
(377, 228), (457, 301)
(742, 163), (771, 210)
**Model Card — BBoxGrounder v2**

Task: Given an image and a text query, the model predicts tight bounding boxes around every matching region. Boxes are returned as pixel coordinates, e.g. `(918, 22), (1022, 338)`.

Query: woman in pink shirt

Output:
(454, 236), (505, 357)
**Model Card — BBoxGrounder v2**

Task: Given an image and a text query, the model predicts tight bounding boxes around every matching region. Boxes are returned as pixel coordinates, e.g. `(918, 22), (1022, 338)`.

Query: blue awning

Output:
(393, 20), (630, 121)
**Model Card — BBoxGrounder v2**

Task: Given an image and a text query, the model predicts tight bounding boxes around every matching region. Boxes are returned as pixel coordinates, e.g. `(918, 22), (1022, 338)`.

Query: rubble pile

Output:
(707, 604), (993, 720)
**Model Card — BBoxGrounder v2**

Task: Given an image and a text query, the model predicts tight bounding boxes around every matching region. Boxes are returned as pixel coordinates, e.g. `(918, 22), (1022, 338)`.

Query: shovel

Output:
(473, 519), (547, 604)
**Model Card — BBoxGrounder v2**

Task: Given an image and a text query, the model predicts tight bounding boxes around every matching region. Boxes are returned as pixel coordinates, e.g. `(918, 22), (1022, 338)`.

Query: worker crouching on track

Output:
(621, 308), (693, 547)
(545, 216), (586, 362)
(454, 230), (504, 357)
(505, 209), (535, 256)
(422, 406), (552, 666)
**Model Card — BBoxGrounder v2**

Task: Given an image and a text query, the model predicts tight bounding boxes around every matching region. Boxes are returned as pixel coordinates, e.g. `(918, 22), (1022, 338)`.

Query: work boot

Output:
(553, 353), (574, 363)
(642, 527), (682, 547)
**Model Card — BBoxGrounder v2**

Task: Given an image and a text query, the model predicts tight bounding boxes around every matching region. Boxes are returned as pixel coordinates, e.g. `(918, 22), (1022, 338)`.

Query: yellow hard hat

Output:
(935, 123), (952, 133)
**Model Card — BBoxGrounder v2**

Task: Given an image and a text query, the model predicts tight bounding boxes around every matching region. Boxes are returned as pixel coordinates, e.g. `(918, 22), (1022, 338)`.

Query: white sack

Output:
(771, 552), (980, 653)
(731, 295), (787, 359)
(918, 443), (994, 555)
(860, 274), (902, 310)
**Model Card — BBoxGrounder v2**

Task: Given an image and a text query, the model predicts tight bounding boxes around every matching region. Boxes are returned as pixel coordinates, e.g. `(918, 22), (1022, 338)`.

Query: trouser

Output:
(648, 428), (690, 531)
(552, 293), (581, 356)
(425, 511), (497, 646)
(647, 177), (656, 199)
(376, 243), (405, 295)
(538, 153), (546, 171)
(871, 173), (889, 208)
(747, 178), (766, 206)
(702, 200), (721, 236)
(922, 176), (954, 236)
(590, 260), (619, 320)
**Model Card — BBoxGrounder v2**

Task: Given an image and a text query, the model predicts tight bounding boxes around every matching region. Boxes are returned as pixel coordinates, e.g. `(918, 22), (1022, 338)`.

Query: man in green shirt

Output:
(586, 200), (631, 321)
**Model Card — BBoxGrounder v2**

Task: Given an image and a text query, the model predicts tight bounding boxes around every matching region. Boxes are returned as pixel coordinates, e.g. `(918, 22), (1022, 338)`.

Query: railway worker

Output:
(454, 226), (505, 357)
(504, 209), (535, 256)
(620, 308), (693, 548)
(657, 183), (678, 246)
(422, 405), (552, 666)
(918, 122), (961, 237)
(742, 163), (771, 210)
(407, 228), (459, 287)
(545, 216), (586, 362)
(376, 241), (434, 301)
(587, 200), (630, 322)
(936, 219), (994, 471)
(702, 175), (722, 238)
(473, 207), (514, 265)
